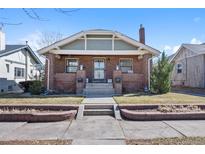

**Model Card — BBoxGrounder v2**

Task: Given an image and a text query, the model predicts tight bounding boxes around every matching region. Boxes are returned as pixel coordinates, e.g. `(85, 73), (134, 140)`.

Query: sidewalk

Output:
(81, 97), (116, 104)
(1, 118), (205, 144)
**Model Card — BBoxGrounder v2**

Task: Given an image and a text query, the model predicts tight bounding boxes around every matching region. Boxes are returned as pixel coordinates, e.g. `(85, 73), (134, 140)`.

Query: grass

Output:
(114, 92), (205, 104)
(0, 93), (83, 104)
(0, 139), (72, 145)
(126, 137), (205, 145)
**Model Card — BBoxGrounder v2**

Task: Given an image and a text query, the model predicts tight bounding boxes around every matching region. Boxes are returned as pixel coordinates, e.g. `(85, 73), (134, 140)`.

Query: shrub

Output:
(150, 51), (173, 94)
(29, 80), (42, 95)
(19, 81), (34, 92)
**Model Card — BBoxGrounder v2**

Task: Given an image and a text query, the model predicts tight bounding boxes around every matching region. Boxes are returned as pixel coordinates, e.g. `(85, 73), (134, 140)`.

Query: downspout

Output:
(41, 56), (50, 91)
(148, 57), (152, 91)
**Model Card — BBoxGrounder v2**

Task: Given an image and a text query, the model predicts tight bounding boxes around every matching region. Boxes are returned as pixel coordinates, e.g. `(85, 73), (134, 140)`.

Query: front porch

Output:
(46, 53), (150, 95)
(52, 70), (146, 96)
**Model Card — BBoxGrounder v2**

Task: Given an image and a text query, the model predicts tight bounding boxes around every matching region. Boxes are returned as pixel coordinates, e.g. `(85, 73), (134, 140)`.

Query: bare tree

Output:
(0, 8), (80, 27)
(36, 31), (63, 49)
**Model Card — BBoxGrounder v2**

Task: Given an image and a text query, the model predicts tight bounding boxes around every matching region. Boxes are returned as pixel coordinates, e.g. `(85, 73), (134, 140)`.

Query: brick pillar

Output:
(142, 54), (152, 89)
(113, 70), (122, 94)
(76, 70), (86, 94)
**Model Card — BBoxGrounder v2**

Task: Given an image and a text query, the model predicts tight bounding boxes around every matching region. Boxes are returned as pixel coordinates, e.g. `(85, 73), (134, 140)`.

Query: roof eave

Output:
(38, 30), (160, 56)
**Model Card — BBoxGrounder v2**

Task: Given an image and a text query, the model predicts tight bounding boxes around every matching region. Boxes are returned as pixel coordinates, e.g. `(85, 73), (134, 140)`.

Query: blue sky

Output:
(0, 8), (205, 56)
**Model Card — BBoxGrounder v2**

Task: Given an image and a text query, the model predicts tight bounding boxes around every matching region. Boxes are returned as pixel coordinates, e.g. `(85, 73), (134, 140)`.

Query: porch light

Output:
(55, 54), (61, 59)
(116, 64), (119, 70)
(80, 65), (83, 70)
(138, 55), (143, 60)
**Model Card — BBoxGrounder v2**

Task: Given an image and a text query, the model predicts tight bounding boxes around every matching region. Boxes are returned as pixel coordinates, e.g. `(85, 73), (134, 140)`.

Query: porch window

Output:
(66, 59), (79, 73)
(176, 64), (182, 74)
(119, 59), (133, 73)
(14, 67), (25, 78)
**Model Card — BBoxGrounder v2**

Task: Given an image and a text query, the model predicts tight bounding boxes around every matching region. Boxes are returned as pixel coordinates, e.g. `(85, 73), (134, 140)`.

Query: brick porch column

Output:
(113, 70), (122, 95)
(142, 54), (152, 88)
(76, 70), (86, 94)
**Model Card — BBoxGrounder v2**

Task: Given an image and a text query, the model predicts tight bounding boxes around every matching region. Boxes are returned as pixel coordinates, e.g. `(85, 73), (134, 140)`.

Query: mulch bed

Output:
(0, 140), (72, 145)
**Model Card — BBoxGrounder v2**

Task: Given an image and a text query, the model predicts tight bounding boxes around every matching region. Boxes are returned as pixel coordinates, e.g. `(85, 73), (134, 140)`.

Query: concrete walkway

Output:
(1, 119), (205, 144)
(81, 97), (116, 104)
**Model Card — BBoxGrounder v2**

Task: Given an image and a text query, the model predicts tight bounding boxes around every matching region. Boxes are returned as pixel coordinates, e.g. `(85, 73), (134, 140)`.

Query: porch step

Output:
(84, 104), (113, 109)
(84, 82), (115, 96)
(84, 109), (114, 116)
(84, 89), (115, 93)
(83, 104), (114, 116)
(86, 83), (113, 88)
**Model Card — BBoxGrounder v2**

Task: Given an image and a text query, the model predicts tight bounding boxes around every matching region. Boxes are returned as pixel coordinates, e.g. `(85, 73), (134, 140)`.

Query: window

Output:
(177, 64), (182, 74)
(14, 67), (25, 78)
(119, 59), (133, 73)
(66, 59), (78, 73)
(6, 64), (9, 73)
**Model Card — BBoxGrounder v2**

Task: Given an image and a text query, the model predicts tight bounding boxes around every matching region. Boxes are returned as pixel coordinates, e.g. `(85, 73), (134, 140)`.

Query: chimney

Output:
(0, 27), (5, 51)
(139, 24), (145, 44)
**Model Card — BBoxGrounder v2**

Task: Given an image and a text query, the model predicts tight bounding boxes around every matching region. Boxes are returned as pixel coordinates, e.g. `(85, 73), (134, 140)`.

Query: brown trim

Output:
(119, 58), (134, 73)
(92, 57), (106, 80)
(65, 58), (79, 73)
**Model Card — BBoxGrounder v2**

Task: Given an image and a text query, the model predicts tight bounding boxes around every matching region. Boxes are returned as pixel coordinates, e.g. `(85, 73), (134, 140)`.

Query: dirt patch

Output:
(0, 108), (66, 114)
(132, 105), (203, 113)
(158, 105), (201, 113)
(0, 139), (72, 145)
(126, 137), (205, 145)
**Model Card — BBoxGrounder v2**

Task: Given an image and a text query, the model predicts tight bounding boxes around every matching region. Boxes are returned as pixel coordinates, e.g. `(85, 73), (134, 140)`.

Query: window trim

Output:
(6, 64), (9, 73)
(119, 58), (133, 73)
(65, 58), (79, 73)
(14, 67), (25, 78)
(176, 63), (182, 74)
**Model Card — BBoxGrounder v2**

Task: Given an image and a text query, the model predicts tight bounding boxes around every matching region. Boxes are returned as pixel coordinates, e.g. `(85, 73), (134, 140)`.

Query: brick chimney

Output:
(139, 24), (145, 44)
(0, 27), (5, 51)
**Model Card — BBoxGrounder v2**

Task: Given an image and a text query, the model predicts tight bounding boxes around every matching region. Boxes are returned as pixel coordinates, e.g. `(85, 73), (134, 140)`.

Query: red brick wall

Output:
(45, 54), (152, 93)
(122, 73), (144, 92)
(54, 73), (76, 93)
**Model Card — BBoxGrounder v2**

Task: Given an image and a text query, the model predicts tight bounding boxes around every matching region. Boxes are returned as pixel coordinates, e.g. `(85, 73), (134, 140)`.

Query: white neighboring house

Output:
(0, 30), (43, 93)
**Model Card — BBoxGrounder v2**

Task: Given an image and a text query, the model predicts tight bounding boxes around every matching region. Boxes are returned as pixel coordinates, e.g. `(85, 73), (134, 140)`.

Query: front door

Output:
(94, 58), (105, 80)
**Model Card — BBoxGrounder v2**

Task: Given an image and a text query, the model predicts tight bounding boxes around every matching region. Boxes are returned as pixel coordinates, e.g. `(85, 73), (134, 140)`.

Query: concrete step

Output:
(84, 92), (115, 96)
(83, 109), (114, 116)
(84, 89), (115, 95)
(86, 85), (113, 88)
(86, 84), (113, 88)
(84, 88), (115, 92)
(86, 83), (113, 86)
(84, 104), (113, 109)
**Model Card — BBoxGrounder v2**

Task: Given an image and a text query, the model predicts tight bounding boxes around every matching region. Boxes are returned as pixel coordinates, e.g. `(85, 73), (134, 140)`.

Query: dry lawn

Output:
(0, 140), (72, 145)
(126, 137), (205, 145)
(0, 94), (83, 104)
(114, 92), (205, 104)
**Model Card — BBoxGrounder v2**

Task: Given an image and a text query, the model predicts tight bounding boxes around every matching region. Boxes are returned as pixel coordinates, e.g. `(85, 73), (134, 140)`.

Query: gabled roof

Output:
(168, 53), (175, 62)
(0, 44), (42, 65)
(169, 43), (205, 63)
(182, 44), (205, 54)
(38, 29), (160, 56)
(0, 45), (26, 55)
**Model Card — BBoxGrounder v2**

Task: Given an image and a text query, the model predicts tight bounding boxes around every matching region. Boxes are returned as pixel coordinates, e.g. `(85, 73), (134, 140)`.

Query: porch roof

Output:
(38, 29), (160, 56)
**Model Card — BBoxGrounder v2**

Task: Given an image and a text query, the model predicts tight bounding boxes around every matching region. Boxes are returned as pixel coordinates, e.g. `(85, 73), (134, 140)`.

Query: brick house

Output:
(38, 25), (160, 95)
